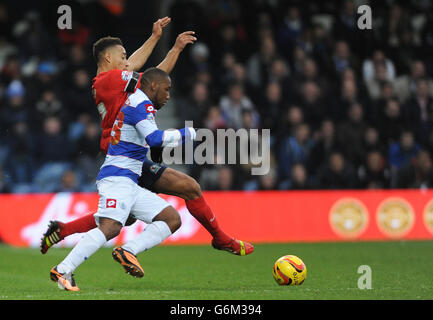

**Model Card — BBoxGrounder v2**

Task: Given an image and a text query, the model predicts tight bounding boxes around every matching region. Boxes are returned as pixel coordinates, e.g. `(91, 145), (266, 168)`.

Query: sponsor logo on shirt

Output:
(106, 199), (117, 208)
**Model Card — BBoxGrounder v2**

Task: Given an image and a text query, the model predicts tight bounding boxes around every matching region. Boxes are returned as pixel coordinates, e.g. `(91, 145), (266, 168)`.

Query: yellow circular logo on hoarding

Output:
(376, 197), (414, 238)
(423, 199), (433, 235)
(329, 198), (369, 238)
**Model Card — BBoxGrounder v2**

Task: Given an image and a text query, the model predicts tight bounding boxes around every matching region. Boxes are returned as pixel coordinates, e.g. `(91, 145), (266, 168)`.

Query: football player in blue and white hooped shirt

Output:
(52, 68), (193, 290)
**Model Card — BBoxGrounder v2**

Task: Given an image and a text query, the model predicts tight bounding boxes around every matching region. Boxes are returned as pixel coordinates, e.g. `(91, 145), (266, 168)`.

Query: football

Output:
(272, 255), (307, 286)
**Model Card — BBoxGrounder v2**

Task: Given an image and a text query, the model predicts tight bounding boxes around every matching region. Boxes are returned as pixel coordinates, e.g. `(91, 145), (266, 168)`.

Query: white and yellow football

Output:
(272, 255), (307, 286)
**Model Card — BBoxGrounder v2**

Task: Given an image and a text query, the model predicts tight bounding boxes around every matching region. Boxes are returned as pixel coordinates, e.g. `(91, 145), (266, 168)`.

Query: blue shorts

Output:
(137, 159), (167, 192)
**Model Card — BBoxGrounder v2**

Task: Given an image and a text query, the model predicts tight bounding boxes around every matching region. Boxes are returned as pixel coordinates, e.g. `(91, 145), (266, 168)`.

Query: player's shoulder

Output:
(93, 69), (132, 86)
(126, 89), (155, 114)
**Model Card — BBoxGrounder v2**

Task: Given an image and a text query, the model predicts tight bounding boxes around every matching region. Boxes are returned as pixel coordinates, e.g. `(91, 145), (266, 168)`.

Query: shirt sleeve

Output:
(133, 101), (196, 148)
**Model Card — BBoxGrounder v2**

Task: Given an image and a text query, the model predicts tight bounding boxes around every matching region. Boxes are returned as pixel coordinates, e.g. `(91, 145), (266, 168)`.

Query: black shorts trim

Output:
(137, 159), (167, 192)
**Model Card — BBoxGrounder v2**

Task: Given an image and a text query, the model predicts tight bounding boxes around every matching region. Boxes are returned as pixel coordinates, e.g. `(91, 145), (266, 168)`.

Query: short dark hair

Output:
(93, 36), (123, 64)
(140, 67), (169, 88)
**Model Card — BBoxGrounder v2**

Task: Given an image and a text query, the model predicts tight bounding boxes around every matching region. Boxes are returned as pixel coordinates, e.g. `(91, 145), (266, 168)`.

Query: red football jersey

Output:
(92, 69), (142, 153)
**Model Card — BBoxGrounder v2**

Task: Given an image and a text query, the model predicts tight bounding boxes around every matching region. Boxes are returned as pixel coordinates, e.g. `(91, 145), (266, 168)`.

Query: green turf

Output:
(0, 241), (432, 300)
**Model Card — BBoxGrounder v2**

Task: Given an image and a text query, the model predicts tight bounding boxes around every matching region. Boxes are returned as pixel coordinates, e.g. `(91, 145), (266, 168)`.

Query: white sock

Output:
(57, 228), (107, 274)
(122, 221), (172, 256)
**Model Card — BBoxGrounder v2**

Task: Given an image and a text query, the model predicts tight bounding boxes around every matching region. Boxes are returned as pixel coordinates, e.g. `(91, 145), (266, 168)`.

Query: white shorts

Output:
(94, 176), (170, 226)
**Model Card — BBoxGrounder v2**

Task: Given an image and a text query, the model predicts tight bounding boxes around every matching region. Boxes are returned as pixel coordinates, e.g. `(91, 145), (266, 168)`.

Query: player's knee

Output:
(181, 176), (202, 201)
(168, 212), (182, 232)
(154, 206), (181, 233)
(98, 218), (122, 240)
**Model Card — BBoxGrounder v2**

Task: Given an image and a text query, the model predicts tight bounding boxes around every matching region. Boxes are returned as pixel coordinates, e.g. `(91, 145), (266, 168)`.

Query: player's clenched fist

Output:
(152, 16), (171, 38)
(174, 31), (197, 51)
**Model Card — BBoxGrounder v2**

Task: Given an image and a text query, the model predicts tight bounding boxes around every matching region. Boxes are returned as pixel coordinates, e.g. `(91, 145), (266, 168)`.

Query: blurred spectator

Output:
(363, 127), (387, 156)
(268, 58), (291, 90)
(1, 79), (28, 134)
(365, 61), (395, 100)
(203, 106), (226, 132)
(178, 81), (211, 127)
(246, 35), (278, 89)
(0, 165), (11, 193)
(213, 22), (248, 62)
(317, 151), (358, 189)
(72, 118), (99, 171)
(5, 121), (33, 184)
(55, 170), (80, 193)
(33, 90), (68, 131)
(200, 165), (236, 191)
(63, 44), (94, 78)
(393, 60), (433, 103)
(276, 105), (304, 143)
(74, 121), (101, 160)
(388, 131), (421, 188)
(298, 80), (328, 130)
(377, 98), (406, 145)
(0, 4), (11, 40)
(333, 0), (357, 40)
(219, 82), (259, 129)
(396, 149), (433, 189)
(24, 61), (60, 104)
(190, 42), (210, 75)
(382, 4), (412, 50)
(291, 45), (307, 76)
(358, 150), (390, 189)
(332, 78), (365, 123)
(403, 78), (433, 145)
(1, 54), (20, 84)
(276, 6), (305, 59)
(257, 169), (277, 190)
(369, 81), (396, 125)
(33, 116), (72, 166)
(216, 165), (235, 191)
(289, 163), (313, 190)
(0, 37), (17, 71)
(328, 40), (359, 80)
(278, 123), (314, 186)
(57, 20), (90, 47)
(12, 11), (54, 59)
(295, 58), (328, 95)
(336, 102), (368, 167)
(308, 119), (339, 177)
(64, 69), (96, 120)
(362, 50), (396, 83)
(258, 81), (285, 129)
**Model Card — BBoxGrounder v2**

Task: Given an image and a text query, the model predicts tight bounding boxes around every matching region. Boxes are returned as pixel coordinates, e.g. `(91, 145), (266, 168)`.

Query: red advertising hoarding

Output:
(1, 190), (433, 248)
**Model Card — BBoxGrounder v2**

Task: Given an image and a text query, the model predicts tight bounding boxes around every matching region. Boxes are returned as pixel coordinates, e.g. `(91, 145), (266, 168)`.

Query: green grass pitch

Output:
(0, 241), (432, 300)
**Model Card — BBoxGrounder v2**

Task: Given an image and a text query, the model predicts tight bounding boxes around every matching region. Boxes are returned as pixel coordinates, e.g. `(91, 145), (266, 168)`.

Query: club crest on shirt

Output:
(150, 164), (161, 174)
(121, 70), (133, 81)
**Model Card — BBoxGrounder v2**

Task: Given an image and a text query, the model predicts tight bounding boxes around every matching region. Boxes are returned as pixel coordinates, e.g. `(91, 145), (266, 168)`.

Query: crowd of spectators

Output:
(1, 0), (433, 193)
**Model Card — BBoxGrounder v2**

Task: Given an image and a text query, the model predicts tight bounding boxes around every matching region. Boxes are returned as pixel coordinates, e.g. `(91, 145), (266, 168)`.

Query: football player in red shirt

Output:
(40, 17), (254, 264)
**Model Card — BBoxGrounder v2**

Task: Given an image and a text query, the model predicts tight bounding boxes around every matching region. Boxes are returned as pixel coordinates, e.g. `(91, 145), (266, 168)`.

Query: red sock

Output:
(60, 212), (97, 238)
(185, 196), (231, 244)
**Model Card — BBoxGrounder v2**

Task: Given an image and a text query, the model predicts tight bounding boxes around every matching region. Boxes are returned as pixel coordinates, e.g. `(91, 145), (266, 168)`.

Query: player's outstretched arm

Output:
(127, 16), (171, 72)
(156, 31), (197, 74)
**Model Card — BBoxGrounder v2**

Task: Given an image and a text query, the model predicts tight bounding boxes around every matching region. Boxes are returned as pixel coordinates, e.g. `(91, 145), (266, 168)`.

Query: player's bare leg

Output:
(153, 168), (254, 256)
(113, 206), (181, 277)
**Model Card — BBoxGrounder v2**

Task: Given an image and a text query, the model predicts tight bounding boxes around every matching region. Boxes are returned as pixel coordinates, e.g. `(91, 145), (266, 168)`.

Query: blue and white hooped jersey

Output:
(97, 89), (195, 184)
